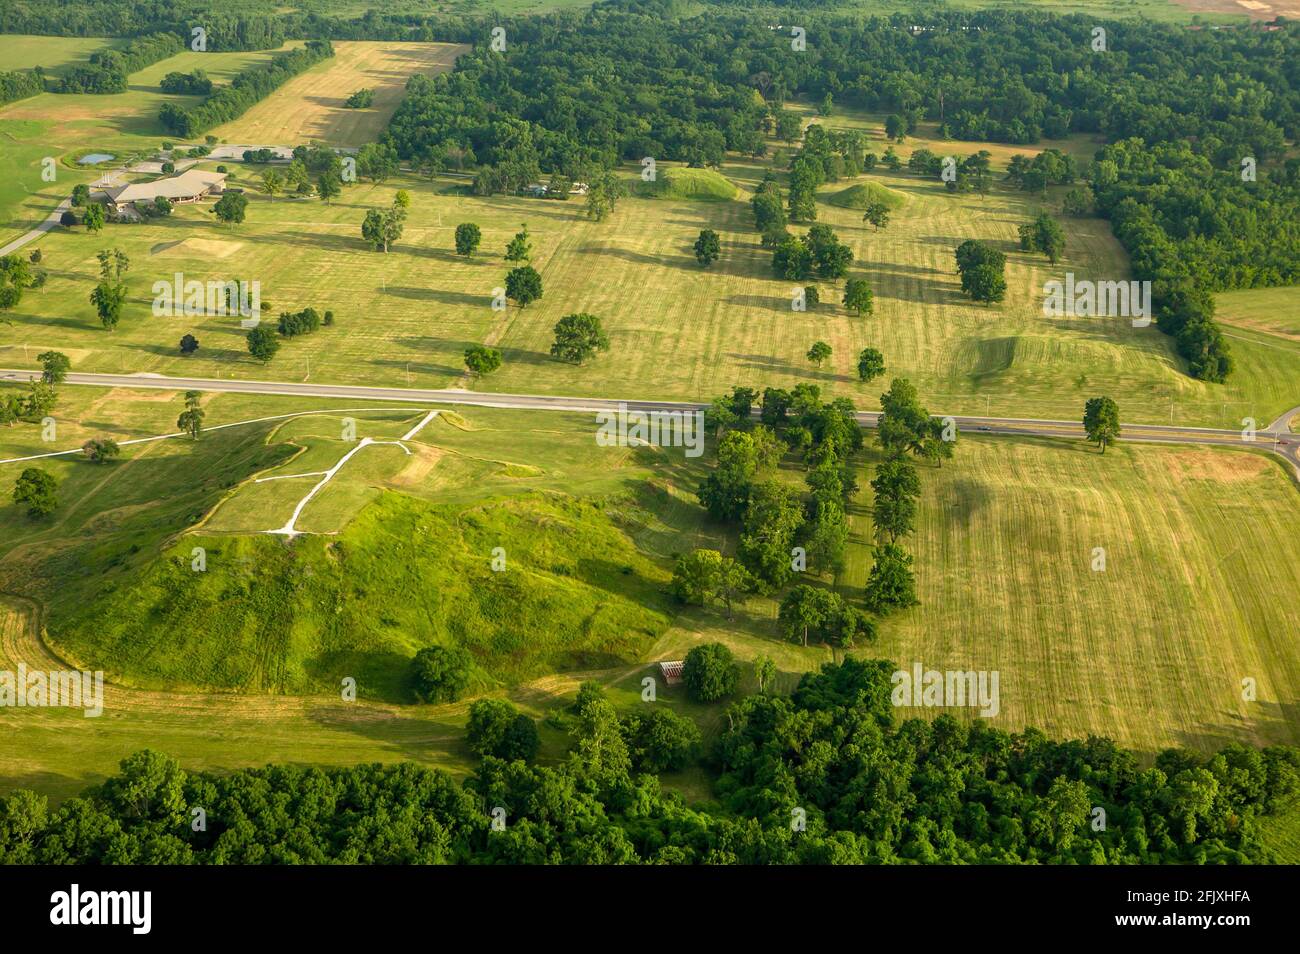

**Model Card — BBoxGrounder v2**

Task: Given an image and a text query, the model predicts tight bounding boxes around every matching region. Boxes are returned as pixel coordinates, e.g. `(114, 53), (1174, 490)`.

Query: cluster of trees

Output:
(772, 224), (853, 282)
(50, 33), (182, 94)
(0, 68), (44, 107)
(786, 124), (873, 221)
(160, 40), (334, 137)
(277, 306), (333, 338)
(863, 378), (957, 614)
(344, 88), (374, 109)
(1018, 212), (1066, 264)
(0, 252), (44, 314)
(159, 69), (212, 95)
(910, 148), (992, 196)
(4, 657), (1296, 864)
(1007, 149), (1077, 195)
(954, 240), (1007, 305)
(687, 384), (872, 647)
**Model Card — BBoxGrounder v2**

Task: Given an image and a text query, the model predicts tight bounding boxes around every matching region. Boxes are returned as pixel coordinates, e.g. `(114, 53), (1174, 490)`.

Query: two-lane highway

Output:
(2, 368), (1297, 477)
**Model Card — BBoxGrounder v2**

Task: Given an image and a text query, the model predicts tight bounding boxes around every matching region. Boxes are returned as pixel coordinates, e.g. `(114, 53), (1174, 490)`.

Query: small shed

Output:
(658, 660), (685, 686)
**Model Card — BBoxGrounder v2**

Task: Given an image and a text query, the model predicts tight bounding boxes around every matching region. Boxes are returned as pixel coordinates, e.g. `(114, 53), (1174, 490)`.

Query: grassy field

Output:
(1216, 286), (1300, 342)
(3, 143), (1295, 427)
(209, 41), (467, 148)
(0, 35), (124, 75)
(1, 387), (1297, 801)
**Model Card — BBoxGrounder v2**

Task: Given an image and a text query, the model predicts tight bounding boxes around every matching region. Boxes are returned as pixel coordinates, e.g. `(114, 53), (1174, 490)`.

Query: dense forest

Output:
(1, 659), (1296, 864)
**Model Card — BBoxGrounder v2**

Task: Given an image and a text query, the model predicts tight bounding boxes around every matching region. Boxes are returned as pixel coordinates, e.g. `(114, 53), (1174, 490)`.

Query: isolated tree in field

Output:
(693, 228), (721, 267)
(885, 114), (906, 141)
(454, 223), (481, 256)
(213, 192), (248, 227)
(863, 542), (919, 614)
(13, 468), (57, 518)
(954, 240), (1007, 304)
(71, 184), (90, 208)
(83, 203), (105, 234)
(857, 347), (886, 383)
(177, 390), (205, 440)
(38, 351), (70, 385)
(362, 198), (405, 252)
(463, 345), (502, 376)
(410, 645), (473, 703)
(504, 223), (532, 263)
(316, 173), (341, 204)
(60, 210), (77, 228)
(82, 437), (120, 463)
(246, 326), (280, 364)
(804, 285), (820, 309)
(862, 201), (891, 231)
(807, 340), (832, 368)
(754, 655), (776, 695)
(550, 312), (609, 364)
(843, 277), (875, 316)
(1083, 396), (1121, 454)
(261, 169), (283, 201)
(504, 265), (543, 308)
(682, 642), (740, 703)
(179, 334), (199, 355)
(89, 248), (129, 331)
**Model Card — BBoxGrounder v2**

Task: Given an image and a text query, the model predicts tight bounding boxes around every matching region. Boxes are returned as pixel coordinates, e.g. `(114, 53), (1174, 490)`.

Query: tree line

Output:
(2, 658), (1296, 864)
(159, 40), (334, 138)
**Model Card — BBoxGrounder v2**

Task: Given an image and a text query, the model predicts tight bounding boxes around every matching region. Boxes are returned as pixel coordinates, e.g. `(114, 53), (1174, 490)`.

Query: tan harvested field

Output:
(209, 41), (468, 147)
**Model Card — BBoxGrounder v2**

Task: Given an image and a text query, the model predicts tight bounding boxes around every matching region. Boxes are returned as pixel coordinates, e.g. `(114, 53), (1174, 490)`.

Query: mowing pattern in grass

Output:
(2, 97), (1296, 426)
(841, 436), (1300, 755)
(208, 41), (467, 148)
(1216, 286), (1300, 342)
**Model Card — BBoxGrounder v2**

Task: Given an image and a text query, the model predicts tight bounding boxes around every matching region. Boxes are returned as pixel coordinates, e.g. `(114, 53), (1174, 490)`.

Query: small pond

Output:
(77, 153), (115, 165)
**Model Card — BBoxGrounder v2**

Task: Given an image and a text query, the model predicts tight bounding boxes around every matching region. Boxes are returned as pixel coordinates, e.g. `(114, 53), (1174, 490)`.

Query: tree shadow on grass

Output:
(384, 286), (484, 306)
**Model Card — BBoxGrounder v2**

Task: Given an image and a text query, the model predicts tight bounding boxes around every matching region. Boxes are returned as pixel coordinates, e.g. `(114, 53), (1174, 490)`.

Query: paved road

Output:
(3, 368), (1298, 477)
(0, 168), (129, 257)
